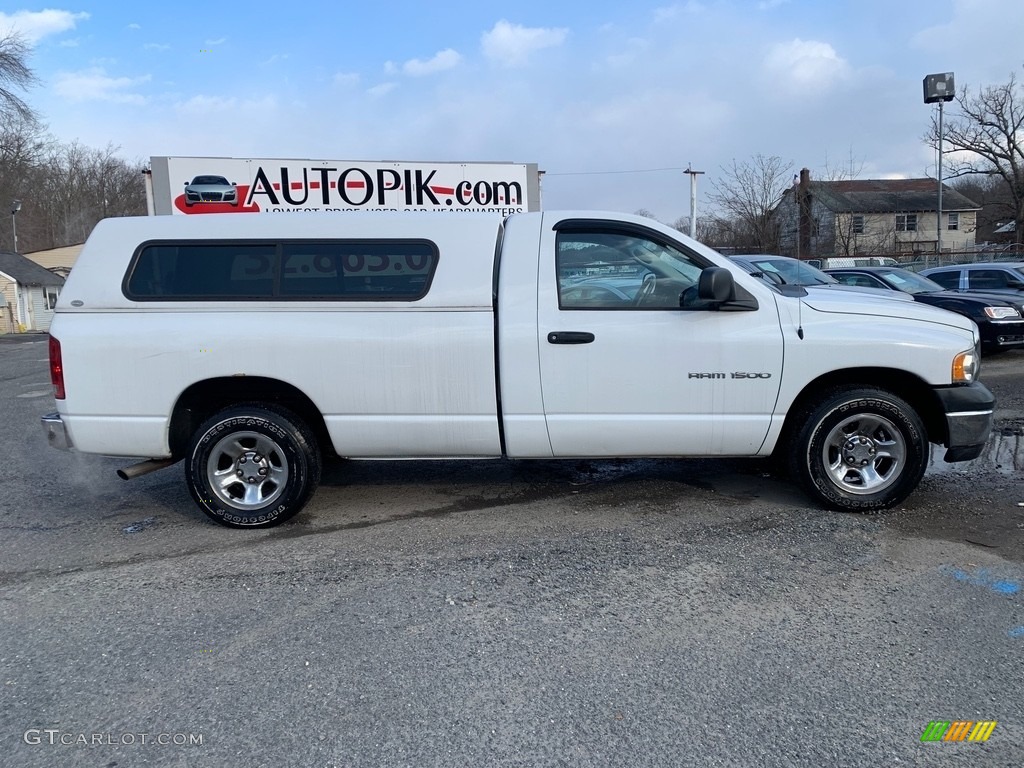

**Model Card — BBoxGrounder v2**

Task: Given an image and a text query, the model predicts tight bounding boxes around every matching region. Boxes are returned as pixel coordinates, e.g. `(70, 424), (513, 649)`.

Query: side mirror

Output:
(697, 267), (735, 302)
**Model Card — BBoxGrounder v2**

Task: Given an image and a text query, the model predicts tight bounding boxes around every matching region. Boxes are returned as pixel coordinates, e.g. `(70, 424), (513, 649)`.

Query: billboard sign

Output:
(148, 157), (541, 216)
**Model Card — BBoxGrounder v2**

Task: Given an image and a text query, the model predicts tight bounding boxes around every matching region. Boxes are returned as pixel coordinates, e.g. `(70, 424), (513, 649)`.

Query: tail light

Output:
(49, 335), (66, 400)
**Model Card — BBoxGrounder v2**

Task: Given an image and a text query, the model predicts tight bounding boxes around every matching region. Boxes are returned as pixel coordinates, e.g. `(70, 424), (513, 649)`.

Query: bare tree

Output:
(832, 213), (898, 257)
(951, 174), (1010, 241)
(29, 141), (146, 248)
(819, 149), (865, 182)
(0, 32), (38, 122)
(670, 214), (722, 244)
(926, 70), (1024, 243)
(0, 112), (50, 249)
(707, 155), (793, 252)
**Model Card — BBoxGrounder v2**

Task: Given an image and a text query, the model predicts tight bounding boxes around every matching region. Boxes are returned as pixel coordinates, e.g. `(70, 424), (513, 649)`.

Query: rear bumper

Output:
(41, 412), (73, 451)
(933, 383), (994, 462)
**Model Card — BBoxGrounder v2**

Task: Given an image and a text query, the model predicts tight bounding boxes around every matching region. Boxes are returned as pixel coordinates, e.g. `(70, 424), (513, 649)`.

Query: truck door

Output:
(536, 216), (784, 457)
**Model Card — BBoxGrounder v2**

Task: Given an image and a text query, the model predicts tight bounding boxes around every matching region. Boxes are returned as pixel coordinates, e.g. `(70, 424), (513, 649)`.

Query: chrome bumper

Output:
(41, 412), (73, 451)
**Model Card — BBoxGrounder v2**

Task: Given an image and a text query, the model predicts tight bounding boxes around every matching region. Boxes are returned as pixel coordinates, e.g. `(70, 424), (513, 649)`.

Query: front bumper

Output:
(41, 412), (73, 451)
(933, 383), (994, 462)
(980, 319), (1024, 350)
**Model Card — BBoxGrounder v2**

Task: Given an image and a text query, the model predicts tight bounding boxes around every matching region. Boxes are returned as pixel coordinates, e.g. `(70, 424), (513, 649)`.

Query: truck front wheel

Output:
(790, 387), (928, 511)
(185, 403), (321, 528)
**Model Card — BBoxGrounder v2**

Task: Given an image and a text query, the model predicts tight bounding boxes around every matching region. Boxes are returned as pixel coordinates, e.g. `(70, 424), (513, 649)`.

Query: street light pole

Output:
(10, 200), (22, 252)
(936, 100), (944, 267)
(924, 72), (955, 269)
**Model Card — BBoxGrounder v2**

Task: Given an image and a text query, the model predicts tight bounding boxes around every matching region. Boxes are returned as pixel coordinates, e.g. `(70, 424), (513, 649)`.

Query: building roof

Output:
(0, 251), (66, 286)
(794, 178), (981, 213)
(24, 243), (84, 273)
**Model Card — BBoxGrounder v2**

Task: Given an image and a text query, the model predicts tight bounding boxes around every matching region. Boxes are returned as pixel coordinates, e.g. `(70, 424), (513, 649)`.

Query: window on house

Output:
(45, 287), (60, 310)
(811, 217), (820, 237)
(851, 215), (864, 234)
(948, 212), (960, 231)
(895, 213), (917, 232)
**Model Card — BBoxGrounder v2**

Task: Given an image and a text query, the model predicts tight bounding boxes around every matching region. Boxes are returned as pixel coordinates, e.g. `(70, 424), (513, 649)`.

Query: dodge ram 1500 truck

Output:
(42, 211), (994, 527)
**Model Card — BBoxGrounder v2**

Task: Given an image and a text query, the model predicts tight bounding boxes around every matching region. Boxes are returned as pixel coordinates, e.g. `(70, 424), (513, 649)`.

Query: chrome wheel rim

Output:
(206, 431), (289, 510)
(821, 413), (906, 495)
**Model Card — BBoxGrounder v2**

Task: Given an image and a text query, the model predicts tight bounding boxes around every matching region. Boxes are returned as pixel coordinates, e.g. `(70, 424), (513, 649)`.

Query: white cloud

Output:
(333, 72), (360, 86)
(175, 94), (277, 116)
(262, 53), (289, 66)
(205, 37), (226, 46)
(481, 20), (568, 67)
(383, 60), (398, 75)
(654, 2), (704, 22)
(599, 38), (650, 71)
(757, 0), (790, 9)
(144, 43), (170, 51)
(403, 48), (461, 76)
(763, 38), (850, 93)
(911, 0), (1023, 82)
(53, 67), (151, 105)
(127, 23), (140, 30)
(59, 38), (79, 48)
(367, 82), (397, 98)
(0, 9), (89, 43)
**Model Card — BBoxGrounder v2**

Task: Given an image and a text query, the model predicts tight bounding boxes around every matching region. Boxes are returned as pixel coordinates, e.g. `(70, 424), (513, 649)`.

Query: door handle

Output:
(547, 331), (595, 345)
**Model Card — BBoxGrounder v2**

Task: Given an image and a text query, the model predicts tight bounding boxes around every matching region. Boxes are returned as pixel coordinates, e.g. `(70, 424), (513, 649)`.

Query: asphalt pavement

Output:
(1, 335), (1022, 767)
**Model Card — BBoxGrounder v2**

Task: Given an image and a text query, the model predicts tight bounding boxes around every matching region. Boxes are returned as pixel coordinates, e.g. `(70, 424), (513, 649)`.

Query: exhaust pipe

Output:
(117, 458), (178, 481)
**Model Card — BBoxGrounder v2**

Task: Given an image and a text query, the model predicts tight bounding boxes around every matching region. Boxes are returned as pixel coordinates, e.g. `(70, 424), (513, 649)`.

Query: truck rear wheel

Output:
(790, 387), (928, 511)
(186, 403), (321, 528)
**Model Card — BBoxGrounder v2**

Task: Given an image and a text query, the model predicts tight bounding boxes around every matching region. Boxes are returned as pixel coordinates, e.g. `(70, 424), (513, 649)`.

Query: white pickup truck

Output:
(42, 211), (994, 527)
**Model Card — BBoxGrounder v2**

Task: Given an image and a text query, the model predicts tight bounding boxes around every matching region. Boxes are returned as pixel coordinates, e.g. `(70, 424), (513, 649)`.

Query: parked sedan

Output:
(826, 266), (1024, 354)
(729, 255), (913, 301)
(920, 262), (1024, 298)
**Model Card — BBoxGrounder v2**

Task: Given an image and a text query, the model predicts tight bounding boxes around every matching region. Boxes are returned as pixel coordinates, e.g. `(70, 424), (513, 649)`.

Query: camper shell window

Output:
(123, 239), (439, 301)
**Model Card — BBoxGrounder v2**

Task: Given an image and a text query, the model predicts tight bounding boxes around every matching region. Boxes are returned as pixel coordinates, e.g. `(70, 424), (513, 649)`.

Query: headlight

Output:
(984, 306), (1020, 319)
(952, 347), (979, 383)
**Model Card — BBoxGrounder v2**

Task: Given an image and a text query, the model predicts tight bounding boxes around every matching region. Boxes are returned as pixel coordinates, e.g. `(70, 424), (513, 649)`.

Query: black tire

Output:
(788, 387), (928, 512)
(186, 403), (321, 528)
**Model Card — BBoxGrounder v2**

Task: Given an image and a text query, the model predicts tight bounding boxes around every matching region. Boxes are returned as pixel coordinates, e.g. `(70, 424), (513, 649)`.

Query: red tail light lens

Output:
(49, 335), (66, 400)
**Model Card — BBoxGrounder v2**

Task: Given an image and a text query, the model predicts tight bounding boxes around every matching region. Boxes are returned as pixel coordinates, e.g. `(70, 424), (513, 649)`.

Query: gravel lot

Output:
(1, 334), (1022, 767)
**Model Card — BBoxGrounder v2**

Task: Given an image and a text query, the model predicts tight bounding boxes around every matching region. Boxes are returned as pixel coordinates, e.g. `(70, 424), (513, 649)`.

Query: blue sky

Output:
(4, 0), (1023, 221)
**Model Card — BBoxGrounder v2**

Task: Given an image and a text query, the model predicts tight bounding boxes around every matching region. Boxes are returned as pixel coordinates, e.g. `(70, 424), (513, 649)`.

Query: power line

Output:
(543, 167), (687, 177)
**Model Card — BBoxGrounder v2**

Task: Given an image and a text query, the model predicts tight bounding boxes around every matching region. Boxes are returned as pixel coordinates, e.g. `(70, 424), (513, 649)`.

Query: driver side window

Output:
(556, 229), (702, 310)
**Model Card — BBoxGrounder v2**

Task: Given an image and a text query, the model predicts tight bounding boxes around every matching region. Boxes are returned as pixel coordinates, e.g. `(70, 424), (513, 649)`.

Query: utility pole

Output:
(683, 164), (704, 240)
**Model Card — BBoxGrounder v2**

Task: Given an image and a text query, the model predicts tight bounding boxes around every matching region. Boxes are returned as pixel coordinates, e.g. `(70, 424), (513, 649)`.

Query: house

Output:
(24, 243), (84, 278)
(775, 170), (981, 259)
(0, 251), (66, 333)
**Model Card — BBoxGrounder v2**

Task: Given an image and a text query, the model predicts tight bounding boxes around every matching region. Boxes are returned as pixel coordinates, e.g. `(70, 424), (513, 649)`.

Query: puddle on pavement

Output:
(929, 424), (1024, 474)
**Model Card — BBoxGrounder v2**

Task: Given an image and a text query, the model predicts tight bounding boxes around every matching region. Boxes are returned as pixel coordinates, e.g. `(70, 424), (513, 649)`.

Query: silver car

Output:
(184, 175), (238, 207)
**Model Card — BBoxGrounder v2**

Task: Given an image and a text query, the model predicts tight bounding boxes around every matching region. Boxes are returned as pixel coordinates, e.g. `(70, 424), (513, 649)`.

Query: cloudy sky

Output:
(4, 0), (1023, 221)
